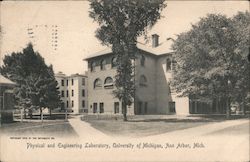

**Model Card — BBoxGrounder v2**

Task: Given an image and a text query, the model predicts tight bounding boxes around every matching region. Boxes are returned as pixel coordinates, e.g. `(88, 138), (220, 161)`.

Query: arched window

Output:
(140, 55), (145, 66)
(100, 59), (106, 70)
(166, 58), (171, 71)
(111, 57), (117, 68)
(90, 62), (96, 72)
(94, 78), (102, 89)
(104, 77), (114, 89)
(139, 75), (147, 87)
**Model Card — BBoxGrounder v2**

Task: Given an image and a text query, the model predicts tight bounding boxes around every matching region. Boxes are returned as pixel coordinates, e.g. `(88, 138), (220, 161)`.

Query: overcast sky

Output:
(1, 1), (249, 75)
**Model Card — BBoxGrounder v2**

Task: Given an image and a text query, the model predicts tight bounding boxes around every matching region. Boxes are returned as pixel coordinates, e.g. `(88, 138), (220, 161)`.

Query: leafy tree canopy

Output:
(0, 43), (61, 113)
(171, 11), (250, 106)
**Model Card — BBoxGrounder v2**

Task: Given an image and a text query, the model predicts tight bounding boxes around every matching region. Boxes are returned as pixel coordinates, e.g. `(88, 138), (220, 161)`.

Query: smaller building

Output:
(55, 72), (88, 114)
(0, 75), (16, 123)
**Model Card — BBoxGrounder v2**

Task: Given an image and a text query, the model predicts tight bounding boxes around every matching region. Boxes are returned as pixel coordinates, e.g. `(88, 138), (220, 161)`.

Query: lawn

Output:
(84, 116), (214, 137)
(0, 121), (78, 138)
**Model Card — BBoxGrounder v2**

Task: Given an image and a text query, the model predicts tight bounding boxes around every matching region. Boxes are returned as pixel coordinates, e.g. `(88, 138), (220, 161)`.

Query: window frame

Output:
(94, 78), (102, 89)
(139, 75), (147, 87)
(100, 59), (106, 70)
(104, 77), (114, 89)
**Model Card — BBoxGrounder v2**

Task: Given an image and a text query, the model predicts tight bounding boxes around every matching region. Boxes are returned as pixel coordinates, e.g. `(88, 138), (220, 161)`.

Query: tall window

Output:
(93, 103), (97, 113)
(100, 103), (104, 113)
(104, 77), (114, 89)
(82, 89), (85, 97)
(166, 58), (172, 71)
(94, 78), (102, 89)
(114, 102), (119, 114)
(61, 90), (64, 97)
(66, 101), (69, 108)
(90, 62), (96, 72)
(82, 78), (85, 85)
(139, 75), (147, 87)
(141, 55), (145, 66)
(72, 100), (74, 107)
(111, 57), (117, 68)
(82, 100), (85, 108)
(61, 80), (64, 86)
(100, 59), (106, 70)
(71, 79), (74, 85)
(72, 90), (74, 97)
(66, 80), (68, 86)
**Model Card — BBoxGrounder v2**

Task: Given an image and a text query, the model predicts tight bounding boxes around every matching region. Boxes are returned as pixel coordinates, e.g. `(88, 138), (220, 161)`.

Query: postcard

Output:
(0, 1), (249, 162)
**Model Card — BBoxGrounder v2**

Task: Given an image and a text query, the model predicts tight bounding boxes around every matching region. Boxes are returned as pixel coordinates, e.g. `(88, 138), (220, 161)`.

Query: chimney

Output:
(152, 34), (159, 48)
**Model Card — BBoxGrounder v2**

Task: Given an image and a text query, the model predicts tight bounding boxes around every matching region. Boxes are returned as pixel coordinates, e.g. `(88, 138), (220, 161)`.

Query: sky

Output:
(0, 0), (249, 75)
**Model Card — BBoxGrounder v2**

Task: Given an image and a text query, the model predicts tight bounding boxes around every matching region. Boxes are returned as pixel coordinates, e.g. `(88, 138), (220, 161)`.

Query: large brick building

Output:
(84, 34), (192, 115)
(55, 72), (88, 114)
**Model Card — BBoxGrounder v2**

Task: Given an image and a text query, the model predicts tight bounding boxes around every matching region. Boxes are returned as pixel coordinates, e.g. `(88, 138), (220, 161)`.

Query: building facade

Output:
(55, 72), (88, 114)
(84, 34), (191, 115)
(84, 34), (229, 115)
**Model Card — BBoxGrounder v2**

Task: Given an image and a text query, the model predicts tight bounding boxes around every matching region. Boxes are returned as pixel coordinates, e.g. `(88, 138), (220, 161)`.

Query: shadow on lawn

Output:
(128, 118), (215, 123)
(128, 114), (249, 123)
(14, 114), (75, 120)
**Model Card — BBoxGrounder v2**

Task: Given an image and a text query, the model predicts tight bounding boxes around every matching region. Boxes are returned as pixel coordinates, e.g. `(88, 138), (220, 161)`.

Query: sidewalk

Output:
(68, 115), (109, 139)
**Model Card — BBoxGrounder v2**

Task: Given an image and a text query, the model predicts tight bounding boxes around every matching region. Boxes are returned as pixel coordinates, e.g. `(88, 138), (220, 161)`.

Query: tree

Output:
(89, 0), (166, 121)
(171, 12), (250, 119)
(0, 43), (61, 119)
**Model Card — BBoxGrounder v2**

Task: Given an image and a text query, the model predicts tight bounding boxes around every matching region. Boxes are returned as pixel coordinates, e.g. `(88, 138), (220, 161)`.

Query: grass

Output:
(83, 114), (249, 137)
(0, 120), (78, 138)
(84, 117), (212, 137)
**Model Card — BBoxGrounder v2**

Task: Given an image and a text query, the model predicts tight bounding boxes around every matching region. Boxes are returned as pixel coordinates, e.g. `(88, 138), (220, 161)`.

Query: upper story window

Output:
(82, 78), (85, 86)
(61, 80), (64, 86)
(82, 100), (85, 108)
(94, 78), (102, 89)
(66, 90), (69, 97)
(166, 58), (172, 71)
(82, 89), (85, 97)
(71, 79), (74, 85)
(139, 75), (147, 87)
(90, 62), (96, 72)
(104, 77), (114, 89)
(111, 57), (117, 68)
(66, 80), (68, 86)
(72, 90), (74, 97)
(140, 55), (145, 67)
(100, 59), (106, 70)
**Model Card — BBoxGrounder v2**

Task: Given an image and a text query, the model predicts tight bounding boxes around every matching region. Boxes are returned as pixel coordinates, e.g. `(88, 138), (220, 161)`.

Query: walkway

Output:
(68, 115), (109, 140)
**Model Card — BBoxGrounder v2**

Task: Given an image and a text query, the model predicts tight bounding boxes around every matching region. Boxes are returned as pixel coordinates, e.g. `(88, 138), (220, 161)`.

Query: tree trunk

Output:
(24, 108), (27, 119)
(49, 108), (52, 117)
(242, 102), (246, 115)
(226, 98), (231, 119)
(40, 108), (43, 120)
(122, 101), (127, 121)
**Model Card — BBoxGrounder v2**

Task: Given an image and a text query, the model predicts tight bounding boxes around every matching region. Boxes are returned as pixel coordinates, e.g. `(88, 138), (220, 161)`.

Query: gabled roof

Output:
(84, 40), (173, 60)
(0, 75), (16, 86)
